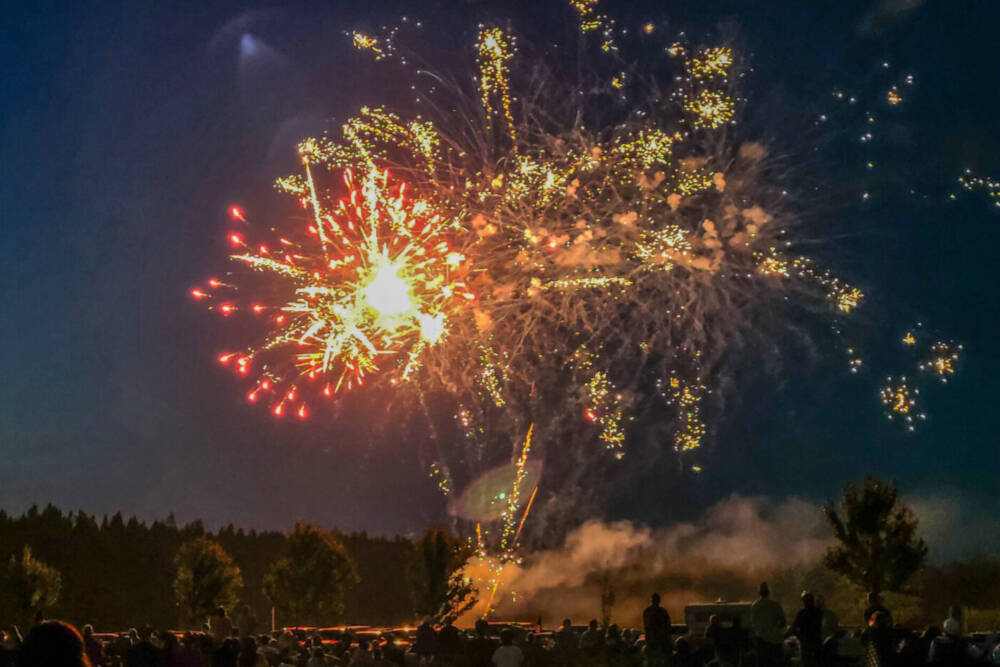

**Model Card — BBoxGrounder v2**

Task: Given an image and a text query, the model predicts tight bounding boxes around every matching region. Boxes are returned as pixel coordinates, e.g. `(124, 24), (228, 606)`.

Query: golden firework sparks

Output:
(476, 27), (518, 145)
(197, 167), (471, 416)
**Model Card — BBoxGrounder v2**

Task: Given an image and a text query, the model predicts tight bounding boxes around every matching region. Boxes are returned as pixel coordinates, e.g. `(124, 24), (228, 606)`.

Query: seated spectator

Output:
(305, 647), (326, 667)
(863, 594), (891, 628)
(413, 619), (437, 662)
(16, 621), (92, 667)
(126, 626), (162, 667)
(861, 611), (895, 667)
(81, 625), (105, 667)
(438, 620), (461, 658)
(522, 633), (549, 667)
(238, 637), (267, 667)
(579, 620), (603, 661)
(348, 639), (372, 666)
(491, 629), (523, 667)
(0, 628), (20, 667)
(672, 637), (697, 667)
(468, 620), (498, 667)
(276, 648), (295, 667)
(554, 619), (577, 666)
(820, 635), (838, 667)
(928, 618), (970, 666)
(378, 636), (404, 667)
(603, 625), (629, 667)
(898, 626), (939, 665)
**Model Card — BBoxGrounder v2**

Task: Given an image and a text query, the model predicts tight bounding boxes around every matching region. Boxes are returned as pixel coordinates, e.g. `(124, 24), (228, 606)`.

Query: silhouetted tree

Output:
(411, 528), (477, 623)
(823, 476), (928, 596)
(173, 537), (243, 625)
(263, 523), (357, 626)
(0, 506), (418, 627)
(438, 566), (478, 625)
(1, 546), (61, 627)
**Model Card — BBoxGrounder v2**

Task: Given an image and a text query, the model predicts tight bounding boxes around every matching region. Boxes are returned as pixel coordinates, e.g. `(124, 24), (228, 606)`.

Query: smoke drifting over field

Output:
(464, 495), (830, 625)
(462, 491), (1000, 626)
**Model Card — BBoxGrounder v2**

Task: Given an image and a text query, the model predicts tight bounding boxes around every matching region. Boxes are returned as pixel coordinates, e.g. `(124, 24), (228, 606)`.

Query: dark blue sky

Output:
(2, 0), (998, 536)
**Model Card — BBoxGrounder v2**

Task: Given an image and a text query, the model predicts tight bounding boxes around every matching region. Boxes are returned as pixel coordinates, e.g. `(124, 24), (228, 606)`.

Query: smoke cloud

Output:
(462, 491), (999, 627)
(463, 495), (831, 626)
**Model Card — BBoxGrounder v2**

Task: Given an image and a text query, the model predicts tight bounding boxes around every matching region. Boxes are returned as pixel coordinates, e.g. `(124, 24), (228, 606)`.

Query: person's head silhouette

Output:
(17, 621), (92, 667)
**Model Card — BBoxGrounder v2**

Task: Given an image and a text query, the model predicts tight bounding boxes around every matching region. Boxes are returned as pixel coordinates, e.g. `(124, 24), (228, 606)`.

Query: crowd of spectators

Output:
(2, 585), (998, 667)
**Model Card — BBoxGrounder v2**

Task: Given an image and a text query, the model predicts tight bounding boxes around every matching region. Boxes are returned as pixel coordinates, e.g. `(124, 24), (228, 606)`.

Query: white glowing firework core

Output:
(363, 261), (413, 316)
(418, 312), (446, 343)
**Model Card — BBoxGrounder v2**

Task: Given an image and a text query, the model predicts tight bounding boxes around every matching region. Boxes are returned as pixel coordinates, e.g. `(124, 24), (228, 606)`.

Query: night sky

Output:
(2, 0), (998, 538)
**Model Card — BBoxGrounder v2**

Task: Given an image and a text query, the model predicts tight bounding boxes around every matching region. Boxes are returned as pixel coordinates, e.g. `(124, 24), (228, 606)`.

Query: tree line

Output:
(2, 478), (999, 633)
(0, 506), (466, 632)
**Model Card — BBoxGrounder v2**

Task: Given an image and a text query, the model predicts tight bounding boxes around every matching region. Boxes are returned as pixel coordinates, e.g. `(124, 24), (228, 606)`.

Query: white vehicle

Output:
(684, 601), (754, 637)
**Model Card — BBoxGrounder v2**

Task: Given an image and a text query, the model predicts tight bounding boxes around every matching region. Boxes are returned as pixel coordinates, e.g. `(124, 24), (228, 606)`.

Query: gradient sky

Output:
(2, 0), (998, 538)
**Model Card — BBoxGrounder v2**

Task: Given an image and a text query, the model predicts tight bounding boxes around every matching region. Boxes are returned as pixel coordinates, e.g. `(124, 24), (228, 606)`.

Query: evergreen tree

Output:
(823, 476), (928, 596)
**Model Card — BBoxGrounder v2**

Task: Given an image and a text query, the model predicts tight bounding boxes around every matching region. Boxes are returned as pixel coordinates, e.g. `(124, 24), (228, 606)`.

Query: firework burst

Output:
(194, 164), (472, 416)
(195, 0), (870, 553)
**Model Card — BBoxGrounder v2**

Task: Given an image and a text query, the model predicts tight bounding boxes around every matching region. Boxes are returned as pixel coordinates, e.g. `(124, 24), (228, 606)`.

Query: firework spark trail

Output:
(466, 426), (536, 618)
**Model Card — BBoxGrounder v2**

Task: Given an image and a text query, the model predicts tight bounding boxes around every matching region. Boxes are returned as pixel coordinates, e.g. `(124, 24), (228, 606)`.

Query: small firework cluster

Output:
(954, 169), (1000, 209)
(880, 325), (964, 431)
(817, 65), (916, 202)
(879, 376), (924, 432)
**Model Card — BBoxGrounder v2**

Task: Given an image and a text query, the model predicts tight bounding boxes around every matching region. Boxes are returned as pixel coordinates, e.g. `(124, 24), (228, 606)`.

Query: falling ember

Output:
(230, 206), (246, 221)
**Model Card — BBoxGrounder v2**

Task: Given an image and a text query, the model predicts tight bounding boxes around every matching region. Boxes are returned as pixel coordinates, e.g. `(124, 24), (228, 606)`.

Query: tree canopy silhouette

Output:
(1, 546), (61, 628)
(263, 523), (358, 627)
(411, 528), (476, 623)
(823, 476), (928, 596)
(173, 537), (243, 625)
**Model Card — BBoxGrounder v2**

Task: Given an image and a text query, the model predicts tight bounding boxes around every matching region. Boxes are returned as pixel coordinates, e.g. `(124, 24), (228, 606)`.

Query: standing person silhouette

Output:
(751, 582), (786, 667)
(643, 593), (672, 667)
(788, 592), (823, 667)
